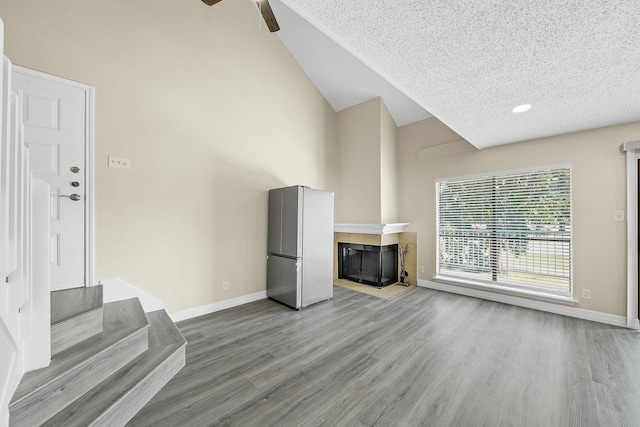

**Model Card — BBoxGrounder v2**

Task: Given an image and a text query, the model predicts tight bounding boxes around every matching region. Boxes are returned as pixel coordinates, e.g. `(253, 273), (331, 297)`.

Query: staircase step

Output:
(9, 298), (149, 427)
(51, 286), (104, 356)
(42, 310), (186, 427)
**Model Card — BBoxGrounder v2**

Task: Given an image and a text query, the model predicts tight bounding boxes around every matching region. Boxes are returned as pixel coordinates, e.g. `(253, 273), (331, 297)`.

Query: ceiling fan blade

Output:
(201, 0), (223, 5)
(259, 0), (280, 32)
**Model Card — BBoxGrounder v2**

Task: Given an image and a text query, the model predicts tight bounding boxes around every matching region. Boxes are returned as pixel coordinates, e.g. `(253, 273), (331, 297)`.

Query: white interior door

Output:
(12, 67), (89, 290)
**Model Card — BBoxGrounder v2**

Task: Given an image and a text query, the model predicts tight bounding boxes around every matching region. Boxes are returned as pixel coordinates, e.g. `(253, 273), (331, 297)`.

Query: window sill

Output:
(432, 275), (578, 306)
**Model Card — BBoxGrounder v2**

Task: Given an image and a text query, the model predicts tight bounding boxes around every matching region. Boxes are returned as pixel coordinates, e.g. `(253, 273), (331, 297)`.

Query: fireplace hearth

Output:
(338, 243), (398, 288)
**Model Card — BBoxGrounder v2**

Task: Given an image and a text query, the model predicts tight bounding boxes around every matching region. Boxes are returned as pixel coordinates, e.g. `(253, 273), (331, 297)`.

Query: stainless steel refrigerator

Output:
(267, 185), (334, 309)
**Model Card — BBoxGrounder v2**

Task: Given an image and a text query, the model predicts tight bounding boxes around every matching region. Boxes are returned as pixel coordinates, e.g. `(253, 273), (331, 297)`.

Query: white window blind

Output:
(436, 166), (572, 295)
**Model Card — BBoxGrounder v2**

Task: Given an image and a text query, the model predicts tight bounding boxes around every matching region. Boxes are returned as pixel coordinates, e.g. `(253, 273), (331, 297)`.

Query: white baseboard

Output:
(99, 277), (268, 323)
(419, 279), (629, 328)
(169, 291), (268, 323)
(99, 278), (164, 313)
(628, 318), (640, 329)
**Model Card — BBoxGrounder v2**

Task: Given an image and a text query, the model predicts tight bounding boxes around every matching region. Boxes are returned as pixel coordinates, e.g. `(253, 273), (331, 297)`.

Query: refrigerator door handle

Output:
(296, 261), (301, 272)
(268, 253), (298, 261)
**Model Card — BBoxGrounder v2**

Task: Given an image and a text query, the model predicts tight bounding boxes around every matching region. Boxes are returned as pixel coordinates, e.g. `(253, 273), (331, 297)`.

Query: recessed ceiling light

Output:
(512, 104), (532, 113)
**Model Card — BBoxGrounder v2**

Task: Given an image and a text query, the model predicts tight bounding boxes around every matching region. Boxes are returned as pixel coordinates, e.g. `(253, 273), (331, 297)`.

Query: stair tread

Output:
(51, 285), (103, 325)
(103, 297), (149, 332)
(43, 310), (186, 427)
(43, 345), (184, 427)
(10, 298), (149, 405)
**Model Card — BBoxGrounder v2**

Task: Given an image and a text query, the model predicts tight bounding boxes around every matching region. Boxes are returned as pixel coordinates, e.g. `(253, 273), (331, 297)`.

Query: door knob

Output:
(70, 166), (80, 173)
(60, 194), (81, 201)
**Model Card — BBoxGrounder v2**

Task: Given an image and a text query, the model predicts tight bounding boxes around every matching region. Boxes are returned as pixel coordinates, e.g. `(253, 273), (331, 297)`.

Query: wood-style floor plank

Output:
(128, 286), (640, 427)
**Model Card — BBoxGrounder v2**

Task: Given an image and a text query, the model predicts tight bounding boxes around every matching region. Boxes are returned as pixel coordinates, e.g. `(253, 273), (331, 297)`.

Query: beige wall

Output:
(379, 100), (399, 224)
(336, 97), (400, 224)
(398, 117), (640, 317)
(335, 98), (381, 223)
(4, 0), (637, 319)
(1, 0), (338, 313)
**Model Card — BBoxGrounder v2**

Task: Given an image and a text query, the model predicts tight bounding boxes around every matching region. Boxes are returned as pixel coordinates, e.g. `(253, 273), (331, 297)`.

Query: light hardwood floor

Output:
(128, 286), (640, 426)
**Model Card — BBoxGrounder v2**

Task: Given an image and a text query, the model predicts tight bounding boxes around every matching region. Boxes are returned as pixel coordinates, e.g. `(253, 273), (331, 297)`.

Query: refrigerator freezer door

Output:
(301, 188), (334, 306)
(281, 186), (303, 258)
(267, 189), (283, 255)
(267, 186), (302, 258)
(267, 255), (302, 309)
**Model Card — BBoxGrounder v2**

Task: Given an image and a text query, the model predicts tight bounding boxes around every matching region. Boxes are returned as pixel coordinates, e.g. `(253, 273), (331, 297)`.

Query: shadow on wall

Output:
(209, 158), (288, 302)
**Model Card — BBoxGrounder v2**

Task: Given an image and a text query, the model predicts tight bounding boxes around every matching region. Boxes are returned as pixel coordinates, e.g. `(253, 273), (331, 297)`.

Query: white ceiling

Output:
(269, 0), (640, 149)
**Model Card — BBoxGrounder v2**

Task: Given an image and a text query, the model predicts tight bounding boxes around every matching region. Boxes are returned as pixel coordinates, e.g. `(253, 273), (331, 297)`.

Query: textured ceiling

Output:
(272, 0), (640, 149)
(269, 0), (432, 126)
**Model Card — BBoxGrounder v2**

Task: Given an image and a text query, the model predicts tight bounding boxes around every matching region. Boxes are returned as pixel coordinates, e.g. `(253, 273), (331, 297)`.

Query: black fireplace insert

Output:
(338, 242), (398, 288)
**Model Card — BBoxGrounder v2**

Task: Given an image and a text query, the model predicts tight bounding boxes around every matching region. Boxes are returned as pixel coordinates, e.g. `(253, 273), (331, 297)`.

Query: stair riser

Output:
(9, 327), (149, 427)
(51, 308), (103, 356)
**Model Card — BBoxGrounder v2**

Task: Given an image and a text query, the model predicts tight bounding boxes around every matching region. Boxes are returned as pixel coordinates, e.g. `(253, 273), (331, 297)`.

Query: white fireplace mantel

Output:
(334, 223), (410, 235)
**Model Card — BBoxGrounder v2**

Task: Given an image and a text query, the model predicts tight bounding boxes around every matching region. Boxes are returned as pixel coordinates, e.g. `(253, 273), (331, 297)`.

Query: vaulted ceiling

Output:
(269, 0), (640, 149)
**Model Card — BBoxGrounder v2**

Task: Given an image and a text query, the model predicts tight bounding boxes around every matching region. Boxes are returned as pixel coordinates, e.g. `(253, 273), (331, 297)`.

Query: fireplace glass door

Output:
(338, 243), (398, 288)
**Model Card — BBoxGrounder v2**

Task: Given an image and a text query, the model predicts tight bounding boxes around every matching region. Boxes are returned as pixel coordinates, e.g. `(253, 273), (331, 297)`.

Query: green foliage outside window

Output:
(436, 168), (571, 293)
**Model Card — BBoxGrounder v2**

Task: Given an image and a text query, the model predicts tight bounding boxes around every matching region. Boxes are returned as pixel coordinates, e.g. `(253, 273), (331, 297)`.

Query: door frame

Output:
(13, 65), (95, 288)
(621, 140), (640, 328)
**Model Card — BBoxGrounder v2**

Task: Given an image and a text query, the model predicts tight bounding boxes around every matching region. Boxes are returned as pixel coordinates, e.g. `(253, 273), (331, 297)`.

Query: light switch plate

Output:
(108, 156), (131, 169)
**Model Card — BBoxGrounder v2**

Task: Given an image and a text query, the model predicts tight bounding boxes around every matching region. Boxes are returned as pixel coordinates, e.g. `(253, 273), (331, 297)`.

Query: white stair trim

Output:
(0, 320), (18, 427)
(100, 278), (164, 313)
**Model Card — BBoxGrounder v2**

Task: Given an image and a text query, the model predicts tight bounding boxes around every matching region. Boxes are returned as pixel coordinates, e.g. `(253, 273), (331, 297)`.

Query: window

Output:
(436, 166), (572, 296)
